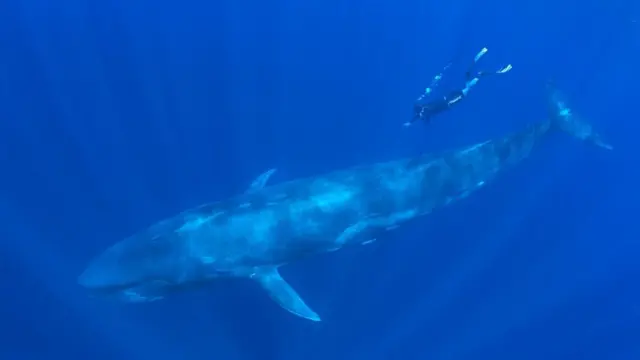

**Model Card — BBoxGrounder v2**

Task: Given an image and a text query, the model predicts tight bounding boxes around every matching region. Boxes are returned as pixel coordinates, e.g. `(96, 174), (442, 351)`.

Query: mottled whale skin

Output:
(78, 85), (610, 321)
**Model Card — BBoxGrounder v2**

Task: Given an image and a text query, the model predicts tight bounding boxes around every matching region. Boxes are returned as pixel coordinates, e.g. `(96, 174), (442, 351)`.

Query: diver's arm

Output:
(404, 104), (429, 127)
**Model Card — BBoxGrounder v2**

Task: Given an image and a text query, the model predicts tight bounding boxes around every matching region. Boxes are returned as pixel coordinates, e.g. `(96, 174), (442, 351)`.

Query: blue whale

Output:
(78, 85), (611, 321)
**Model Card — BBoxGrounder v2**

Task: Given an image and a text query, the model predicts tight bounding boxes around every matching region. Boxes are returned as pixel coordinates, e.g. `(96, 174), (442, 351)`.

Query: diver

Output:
(404, 47), (512, 127)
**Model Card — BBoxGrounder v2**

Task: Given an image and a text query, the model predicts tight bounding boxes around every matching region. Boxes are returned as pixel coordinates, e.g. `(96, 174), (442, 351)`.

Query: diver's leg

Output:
(464, 63), (512, 94)
(495, 63), (512, 74)
(461, 77), (479, 96)
(465, 47), (489, 80)
(467, 47), (513, 80)
(474, 47), (489, 62)
(462, 63), (510, 95)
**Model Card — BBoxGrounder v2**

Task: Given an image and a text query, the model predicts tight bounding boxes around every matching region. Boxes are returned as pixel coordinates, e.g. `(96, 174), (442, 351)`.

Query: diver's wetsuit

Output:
(405, 47), (511, 127)
(411, 90), (464, 124)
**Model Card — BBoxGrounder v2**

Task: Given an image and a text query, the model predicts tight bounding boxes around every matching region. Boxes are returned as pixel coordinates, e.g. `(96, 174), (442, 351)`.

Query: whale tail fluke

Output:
(546, 81), (612, 150)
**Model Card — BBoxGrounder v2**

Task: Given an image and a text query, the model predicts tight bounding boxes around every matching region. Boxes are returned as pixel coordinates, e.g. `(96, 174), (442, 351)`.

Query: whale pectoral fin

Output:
(253, 268), (321, 322)
(247, 168), (277, 193)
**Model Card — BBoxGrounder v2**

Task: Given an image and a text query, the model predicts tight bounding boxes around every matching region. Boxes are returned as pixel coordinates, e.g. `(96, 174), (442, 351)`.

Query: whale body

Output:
(78, 85), (610, 321)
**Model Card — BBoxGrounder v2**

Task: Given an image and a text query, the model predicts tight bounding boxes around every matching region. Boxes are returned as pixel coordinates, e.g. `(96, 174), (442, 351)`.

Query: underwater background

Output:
(0, 0), (639, 359)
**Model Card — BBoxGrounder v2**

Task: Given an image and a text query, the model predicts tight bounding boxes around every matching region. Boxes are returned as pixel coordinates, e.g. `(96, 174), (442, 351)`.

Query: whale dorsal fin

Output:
(252, 267), (321, 322)
(247, 168), (277, 193)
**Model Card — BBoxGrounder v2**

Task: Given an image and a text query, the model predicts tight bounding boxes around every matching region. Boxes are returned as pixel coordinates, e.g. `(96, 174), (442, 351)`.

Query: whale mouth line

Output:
(81, 280), (144, 294)
(81, 278), (171, 303)
(79, 275), (201, 300)
(78, 268), (160, 292)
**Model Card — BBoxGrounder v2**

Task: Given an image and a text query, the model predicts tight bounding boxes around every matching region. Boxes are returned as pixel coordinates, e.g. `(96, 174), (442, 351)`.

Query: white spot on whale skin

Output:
(122, 290), (163, 302)
(385, 209), (417, 225)
(460, 139), (491, 155)
(178, 212), (222, 232)
(335, 222), (368, 246)
(310, 184), (354, 212)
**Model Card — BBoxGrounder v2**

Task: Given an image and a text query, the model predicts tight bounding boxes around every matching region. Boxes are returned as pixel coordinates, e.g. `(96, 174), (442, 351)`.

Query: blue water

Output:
(1, 0), (639, 359)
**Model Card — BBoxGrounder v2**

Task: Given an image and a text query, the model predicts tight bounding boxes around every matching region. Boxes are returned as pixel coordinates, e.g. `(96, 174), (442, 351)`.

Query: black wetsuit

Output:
(411, 89), (465, 124)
